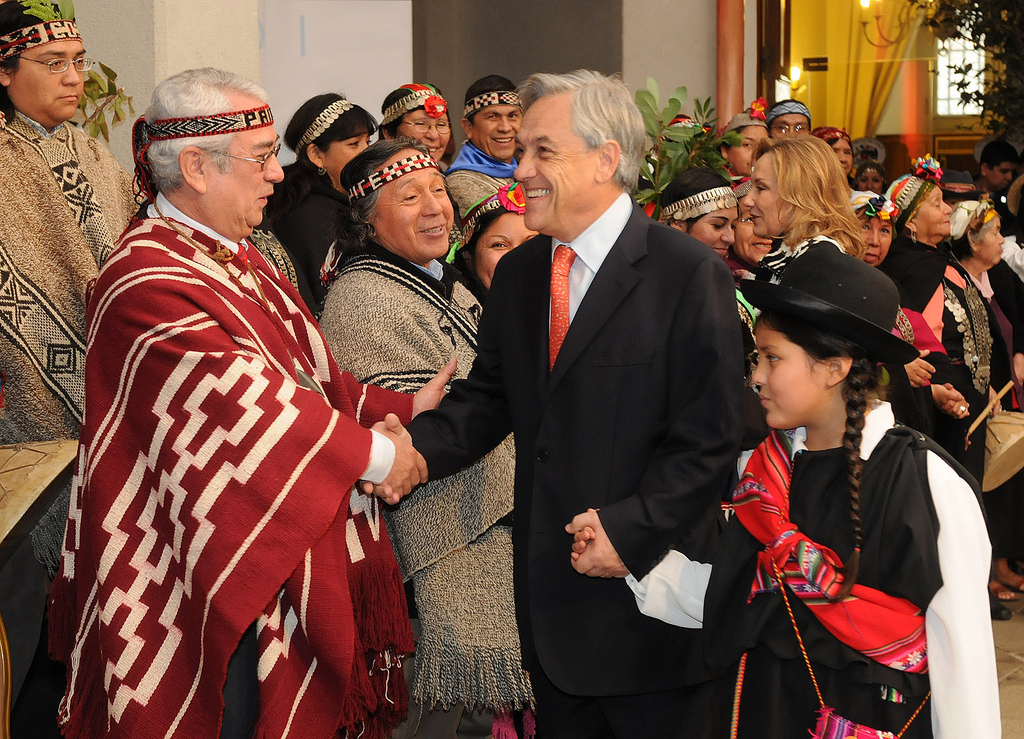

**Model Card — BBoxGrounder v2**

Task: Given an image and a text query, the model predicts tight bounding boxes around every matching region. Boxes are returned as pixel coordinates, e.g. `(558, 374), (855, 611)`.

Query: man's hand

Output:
(359, 414), (428, 505)
(565, 508), (629, 578)
(904, 350), (935, 388)
(412, 356), (457, 417)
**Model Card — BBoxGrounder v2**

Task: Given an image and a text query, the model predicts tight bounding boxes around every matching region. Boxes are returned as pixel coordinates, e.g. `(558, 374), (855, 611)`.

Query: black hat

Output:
(939, 169), (981, 201)
(740, 247), (918, 365)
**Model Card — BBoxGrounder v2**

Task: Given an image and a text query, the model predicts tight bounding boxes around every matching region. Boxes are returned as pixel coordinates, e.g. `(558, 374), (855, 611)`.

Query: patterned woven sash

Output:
(6, 116), (119, 267)
(732, 430), (928, 673)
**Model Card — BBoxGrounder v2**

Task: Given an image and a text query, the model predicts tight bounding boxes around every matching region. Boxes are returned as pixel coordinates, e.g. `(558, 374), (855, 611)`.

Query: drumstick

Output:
(965, 380), (1014, 449)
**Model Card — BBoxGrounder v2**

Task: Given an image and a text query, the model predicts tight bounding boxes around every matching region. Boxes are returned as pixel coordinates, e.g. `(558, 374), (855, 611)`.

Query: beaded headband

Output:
(381, 85), (447, 126)
(131, 104), (275, 202)
(348, 153), (440, 202)
(0, 19), (80, 58)
(461, 182), (526, 242)
(463, 90), (522, 119)
(295, 98), (354, 152)
(662, 186), (737, 221)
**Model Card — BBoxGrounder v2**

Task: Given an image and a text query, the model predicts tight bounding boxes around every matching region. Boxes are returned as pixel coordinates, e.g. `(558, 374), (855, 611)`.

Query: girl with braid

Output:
(576, 248), (999, 737)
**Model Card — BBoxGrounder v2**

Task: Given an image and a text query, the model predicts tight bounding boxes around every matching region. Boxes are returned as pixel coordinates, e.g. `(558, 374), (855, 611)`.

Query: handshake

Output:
(359, 356), (457, 505)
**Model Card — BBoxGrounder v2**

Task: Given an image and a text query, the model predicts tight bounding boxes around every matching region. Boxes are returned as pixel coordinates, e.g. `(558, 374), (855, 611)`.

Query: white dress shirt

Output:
(551, 191), (634, 324)
(150, 193), (396, 483)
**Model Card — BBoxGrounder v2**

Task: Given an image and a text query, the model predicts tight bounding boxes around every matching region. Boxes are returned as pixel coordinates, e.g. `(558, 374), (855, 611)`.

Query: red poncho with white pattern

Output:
(49, 217), (414, 738)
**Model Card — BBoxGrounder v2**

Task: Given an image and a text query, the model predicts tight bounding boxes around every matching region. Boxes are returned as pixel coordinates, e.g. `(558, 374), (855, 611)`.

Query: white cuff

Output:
(626, 550), (712, 629)
(361, 429), (396, 483)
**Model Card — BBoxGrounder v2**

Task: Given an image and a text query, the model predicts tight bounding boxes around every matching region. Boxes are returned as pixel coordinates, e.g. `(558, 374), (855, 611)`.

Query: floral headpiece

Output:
(295, 97), (354, 152)
(460, 181), (526, 243)
(912, 154), (943, 182)
(0, 0), (80, 59)
(950, 197), (997, 241)
(850, 190), (897, 222)
(380, 84), (447, 126)
(749, 97), (767, 121)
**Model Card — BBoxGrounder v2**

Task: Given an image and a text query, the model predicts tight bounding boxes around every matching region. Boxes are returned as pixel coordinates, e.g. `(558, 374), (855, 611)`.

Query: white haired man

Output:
(49, 67), (451, 739)
(405, 70), (744, 737)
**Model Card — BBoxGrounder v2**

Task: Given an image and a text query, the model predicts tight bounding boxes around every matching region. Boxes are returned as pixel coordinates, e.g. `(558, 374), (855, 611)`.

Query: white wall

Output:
(77, 0), (261, 168)
(259, 0), (413, 163)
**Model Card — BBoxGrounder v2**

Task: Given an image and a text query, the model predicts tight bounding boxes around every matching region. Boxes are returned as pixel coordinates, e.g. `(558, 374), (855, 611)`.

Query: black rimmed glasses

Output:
(222, 143), (282, 171)
(20, 56), (95, 74)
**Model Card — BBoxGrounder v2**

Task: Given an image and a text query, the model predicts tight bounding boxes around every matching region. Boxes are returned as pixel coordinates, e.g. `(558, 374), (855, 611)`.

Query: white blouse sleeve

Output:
(625, 550), (712, 629)
(924, 450), (1001, 738)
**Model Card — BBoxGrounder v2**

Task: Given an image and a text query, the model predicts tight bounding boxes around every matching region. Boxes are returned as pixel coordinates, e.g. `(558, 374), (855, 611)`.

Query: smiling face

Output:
(732, 200), (774, 265)
(514, 92), (620, 243)
(369, 149), (454, 267)
(859, 213), (894, 266)
(672, 207), (736, 259)
(398, 109), (451, 161)
(722, 125), (769, 177)
(743, 152), (790, 239)
(462, 104), (521, 163)
(0, 38), (86, 129)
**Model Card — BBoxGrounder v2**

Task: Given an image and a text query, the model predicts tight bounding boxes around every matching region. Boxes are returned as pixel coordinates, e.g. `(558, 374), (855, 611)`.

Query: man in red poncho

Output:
(49, 67), (448, 739)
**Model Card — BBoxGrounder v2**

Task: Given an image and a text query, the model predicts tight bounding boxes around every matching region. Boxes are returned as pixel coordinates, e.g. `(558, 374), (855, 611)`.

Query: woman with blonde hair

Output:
(743, 136), (865, 282)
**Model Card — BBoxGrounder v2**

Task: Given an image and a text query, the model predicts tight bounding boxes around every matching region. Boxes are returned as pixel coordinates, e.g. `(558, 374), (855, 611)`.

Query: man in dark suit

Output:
(401, 70), (743, 737)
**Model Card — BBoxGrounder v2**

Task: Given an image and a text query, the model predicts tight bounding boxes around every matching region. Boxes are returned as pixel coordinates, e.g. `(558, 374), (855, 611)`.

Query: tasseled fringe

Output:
(491, 708), (538, 739)
(411, 644), (534, 714)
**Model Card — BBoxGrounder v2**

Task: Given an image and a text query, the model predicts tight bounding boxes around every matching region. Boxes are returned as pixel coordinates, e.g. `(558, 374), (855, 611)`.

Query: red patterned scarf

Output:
(50, 219), (413, 738)
(732, 430), (928, 673)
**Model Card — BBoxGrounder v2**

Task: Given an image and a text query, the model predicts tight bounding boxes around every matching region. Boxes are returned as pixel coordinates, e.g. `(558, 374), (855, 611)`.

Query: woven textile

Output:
(319, 248), (533, 713)
(732, 429), (929, 673)
(0, 117), (134, 443)
(0, 19), (79, 58)
(49, 219), (415, 738)
(549, 245), (576, 370)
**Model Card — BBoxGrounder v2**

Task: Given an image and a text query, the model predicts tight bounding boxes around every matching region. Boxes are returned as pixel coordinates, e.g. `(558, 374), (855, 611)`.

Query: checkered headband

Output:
(348, 153), (440, 202)
(463, 91), (522, 119)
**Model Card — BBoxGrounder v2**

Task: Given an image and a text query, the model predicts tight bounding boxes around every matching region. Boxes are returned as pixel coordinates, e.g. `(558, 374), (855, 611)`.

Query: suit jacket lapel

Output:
(545, 207), (649, 397)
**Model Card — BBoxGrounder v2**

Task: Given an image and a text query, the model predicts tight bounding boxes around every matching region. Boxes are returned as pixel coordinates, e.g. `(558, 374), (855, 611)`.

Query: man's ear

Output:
(594, 139), (621, 185)
(178, 146), (209, 195)
(460, 117), (473, 142)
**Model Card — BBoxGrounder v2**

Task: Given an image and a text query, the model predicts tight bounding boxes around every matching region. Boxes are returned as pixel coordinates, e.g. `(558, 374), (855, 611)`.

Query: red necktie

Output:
(549, 244), (577, 371)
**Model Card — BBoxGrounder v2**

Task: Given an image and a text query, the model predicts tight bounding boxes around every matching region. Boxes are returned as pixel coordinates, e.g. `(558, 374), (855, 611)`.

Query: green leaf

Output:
(670, 86), (688, 107)
(56, 0), (76, 20)
(100, 61), (116, 80)
(646, 76), (660, 102)
(662, 96), (681, 126)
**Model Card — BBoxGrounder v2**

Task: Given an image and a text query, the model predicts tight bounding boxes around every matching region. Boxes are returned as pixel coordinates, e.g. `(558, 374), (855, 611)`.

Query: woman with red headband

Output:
(379, 83), (452, 164)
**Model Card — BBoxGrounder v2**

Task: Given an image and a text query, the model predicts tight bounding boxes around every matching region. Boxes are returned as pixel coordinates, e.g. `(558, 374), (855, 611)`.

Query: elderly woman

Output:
(743, 136), (865, 282)
(879, 158), (992, 483)
(319, 139), (533, 737)
(379, 83), (451, 164)
(457, 181), (537, 301)
(265, 92), (377, 312)
(949, 199), (1024, 609)
(0, 3), (136, 734)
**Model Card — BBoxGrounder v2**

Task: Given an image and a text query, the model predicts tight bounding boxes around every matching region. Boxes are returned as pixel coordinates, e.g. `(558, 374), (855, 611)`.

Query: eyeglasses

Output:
(19, 56), (95, 74)
(221, 143), (282, 171)
(402, 119), (450, 135)
(770, 123), (807, 135)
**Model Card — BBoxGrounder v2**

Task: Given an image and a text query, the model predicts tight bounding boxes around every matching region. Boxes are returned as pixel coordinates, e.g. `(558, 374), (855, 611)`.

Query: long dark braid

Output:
(835, 356), (878, 599)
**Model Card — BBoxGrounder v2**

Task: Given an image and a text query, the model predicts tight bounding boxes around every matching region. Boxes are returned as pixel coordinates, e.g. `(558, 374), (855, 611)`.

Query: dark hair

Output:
(379, 83), (447, 139)
(463, 75), (516, 121)
(756, 308), (884, 598)
(456, 207), (506, 299)
(333, 137), (431, 259)
(660, 168), (733, 227)
(854, 159), (886, 183)
(0, 3), (65, 121)
(980, 140), (1020, 168)
(265, 93), (377, 227)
